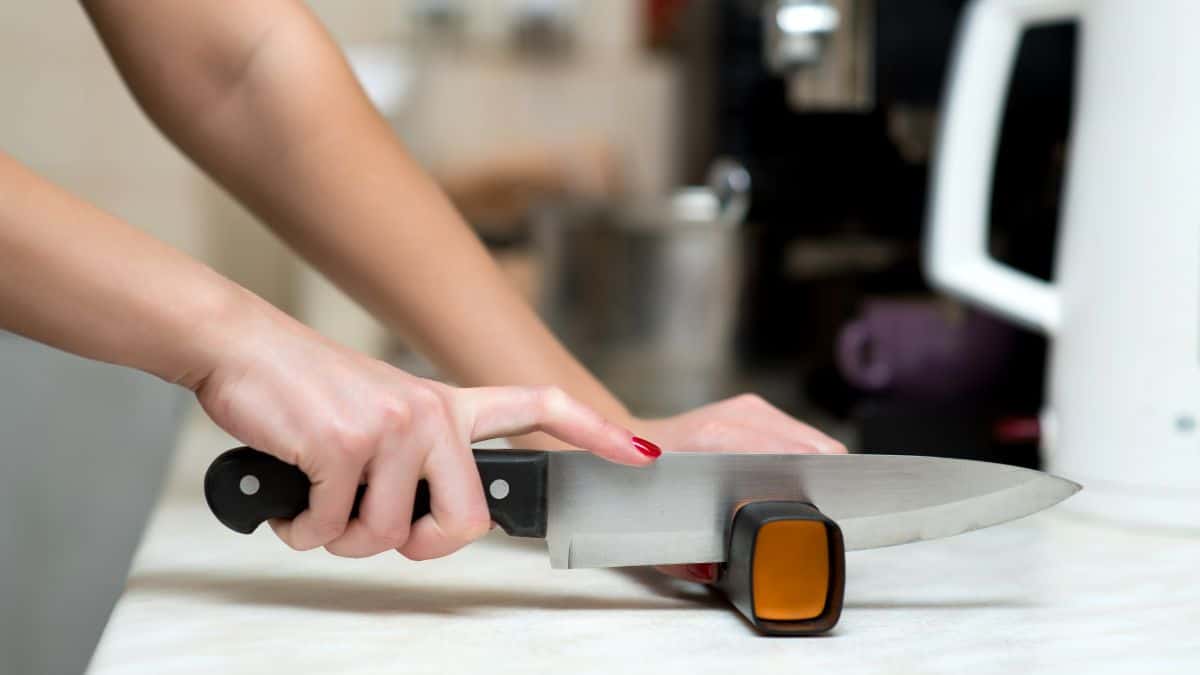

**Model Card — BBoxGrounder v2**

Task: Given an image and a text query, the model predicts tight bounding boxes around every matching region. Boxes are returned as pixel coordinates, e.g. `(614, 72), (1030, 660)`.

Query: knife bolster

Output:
(715, 501), (845, 636)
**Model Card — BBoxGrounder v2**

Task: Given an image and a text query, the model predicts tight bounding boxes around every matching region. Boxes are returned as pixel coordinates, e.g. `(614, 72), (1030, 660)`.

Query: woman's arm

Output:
(77, 0), (843, 580)
(82, 0), (632, 445)
(81, 0), (844, 459)
(0, 151), (237, 387)
(0, 149), (655, 559)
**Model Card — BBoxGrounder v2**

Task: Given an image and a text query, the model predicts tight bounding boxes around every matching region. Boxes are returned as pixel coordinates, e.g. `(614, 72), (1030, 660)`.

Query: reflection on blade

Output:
(559, 531), (721, 570)
(544, 452), (1079, 569)
(837, 468), (1079, 550)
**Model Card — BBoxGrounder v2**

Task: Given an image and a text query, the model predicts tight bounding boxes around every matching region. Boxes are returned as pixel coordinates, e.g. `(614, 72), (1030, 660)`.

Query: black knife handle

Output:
(204, 446), (549, 539)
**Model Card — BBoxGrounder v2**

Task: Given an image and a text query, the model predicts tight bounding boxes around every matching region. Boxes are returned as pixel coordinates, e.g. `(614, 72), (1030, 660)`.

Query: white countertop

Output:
(90, 408), (1200, 674)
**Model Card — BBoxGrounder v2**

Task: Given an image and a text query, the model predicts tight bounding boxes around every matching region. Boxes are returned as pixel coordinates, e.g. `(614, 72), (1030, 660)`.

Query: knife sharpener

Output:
(715, 501), (845, 636)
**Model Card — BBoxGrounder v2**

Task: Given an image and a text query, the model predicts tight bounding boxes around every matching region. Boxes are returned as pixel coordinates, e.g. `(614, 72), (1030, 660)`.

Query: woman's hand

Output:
(636, 394), (847, 584)
(194, 306), (660, 560)
(638, 394), (847, 456)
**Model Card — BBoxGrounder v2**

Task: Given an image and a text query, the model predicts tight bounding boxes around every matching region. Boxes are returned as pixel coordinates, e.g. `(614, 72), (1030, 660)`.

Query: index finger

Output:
(454, 385), (660, 466)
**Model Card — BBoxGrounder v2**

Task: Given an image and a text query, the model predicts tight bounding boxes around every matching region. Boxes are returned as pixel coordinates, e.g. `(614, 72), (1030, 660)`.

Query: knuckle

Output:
(318, 422), (375, 462)
(280, 535), (310, 552)
(535, 385), (572, 416)
(324, 542), (367, 559)
(400, 547), (436, 562)
(366, 519), (411, 548)
(698, 419), (732, 439)
(445, 503), (492, 543)
(461, 511), (493, 541)
(734, 393), (767, 409)
(378, 397), (413, 430)
(407, 383), (457, 431)
(408, 382), (446, 414)
(700, 415), (734, 441)
(306, 516), (347, 544)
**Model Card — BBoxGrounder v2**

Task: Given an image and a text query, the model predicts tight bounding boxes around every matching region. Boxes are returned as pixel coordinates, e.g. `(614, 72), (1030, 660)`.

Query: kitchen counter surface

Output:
(90, 409), (1200, 675)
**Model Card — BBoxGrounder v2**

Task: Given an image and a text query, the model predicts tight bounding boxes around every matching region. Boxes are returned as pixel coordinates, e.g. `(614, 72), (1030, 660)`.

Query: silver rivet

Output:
(489, 478), (510, 500)
(239, 474), (260, 496)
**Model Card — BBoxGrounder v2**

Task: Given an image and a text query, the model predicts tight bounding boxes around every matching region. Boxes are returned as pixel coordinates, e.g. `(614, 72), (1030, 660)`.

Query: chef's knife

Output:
(205, 447), (1078, 568)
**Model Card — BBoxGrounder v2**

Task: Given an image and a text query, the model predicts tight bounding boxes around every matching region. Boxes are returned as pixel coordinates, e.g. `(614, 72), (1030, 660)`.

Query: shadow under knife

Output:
(126, 568), (719, 616)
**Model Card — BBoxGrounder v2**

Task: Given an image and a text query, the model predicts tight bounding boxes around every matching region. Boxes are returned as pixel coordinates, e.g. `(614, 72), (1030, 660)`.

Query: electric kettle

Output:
(925, 0), (1200, 529)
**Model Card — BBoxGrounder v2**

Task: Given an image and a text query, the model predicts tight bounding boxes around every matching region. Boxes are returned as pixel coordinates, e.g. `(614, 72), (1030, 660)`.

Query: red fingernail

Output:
(686, 563), (718, 583)
(632, 436), (662, 458)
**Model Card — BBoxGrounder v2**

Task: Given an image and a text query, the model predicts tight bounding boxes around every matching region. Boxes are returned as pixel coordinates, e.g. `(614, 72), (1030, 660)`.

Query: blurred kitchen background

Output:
(2, 1), (1087, 673)
(0, 0), (1079, 461)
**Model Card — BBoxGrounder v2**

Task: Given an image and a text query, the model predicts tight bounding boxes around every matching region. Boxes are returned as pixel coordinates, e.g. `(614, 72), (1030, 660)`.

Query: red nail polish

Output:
(685, 563), (717, 583)
(632, 436), (662, 458)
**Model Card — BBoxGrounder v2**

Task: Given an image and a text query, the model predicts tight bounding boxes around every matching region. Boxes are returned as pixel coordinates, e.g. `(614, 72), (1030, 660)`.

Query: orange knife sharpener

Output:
(714, 501), (845, 636)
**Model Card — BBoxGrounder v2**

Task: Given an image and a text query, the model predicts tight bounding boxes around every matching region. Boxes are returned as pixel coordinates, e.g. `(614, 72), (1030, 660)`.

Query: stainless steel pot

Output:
(534, 160), (751, 416)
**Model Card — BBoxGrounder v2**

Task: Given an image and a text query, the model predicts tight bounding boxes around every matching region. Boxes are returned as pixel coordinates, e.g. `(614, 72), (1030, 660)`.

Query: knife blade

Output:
(205, 448), (1079, 569)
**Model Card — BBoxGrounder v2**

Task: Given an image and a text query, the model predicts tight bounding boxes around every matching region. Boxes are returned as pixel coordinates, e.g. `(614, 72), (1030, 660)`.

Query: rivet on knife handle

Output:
(203, 446), (549, 538)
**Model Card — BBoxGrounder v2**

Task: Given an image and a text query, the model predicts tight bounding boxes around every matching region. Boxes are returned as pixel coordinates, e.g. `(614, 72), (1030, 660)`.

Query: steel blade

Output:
(544, 452), (1079, 569)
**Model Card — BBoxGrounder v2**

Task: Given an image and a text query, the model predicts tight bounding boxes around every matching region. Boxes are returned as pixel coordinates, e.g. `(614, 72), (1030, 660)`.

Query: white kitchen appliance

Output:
(925, 0), (1200, 529)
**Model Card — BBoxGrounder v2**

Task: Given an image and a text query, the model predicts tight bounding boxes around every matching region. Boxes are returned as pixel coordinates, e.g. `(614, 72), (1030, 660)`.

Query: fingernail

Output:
(632, 436), (662, 459)
(685, 563), (717, 583)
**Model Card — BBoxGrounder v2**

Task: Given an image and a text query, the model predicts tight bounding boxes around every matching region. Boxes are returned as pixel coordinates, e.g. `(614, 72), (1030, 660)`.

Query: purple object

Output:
(836, 300), (1016, 400)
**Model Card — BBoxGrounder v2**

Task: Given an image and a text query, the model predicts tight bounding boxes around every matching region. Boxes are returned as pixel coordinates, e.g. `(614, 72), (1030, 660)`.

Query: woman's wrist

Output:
(155, 268), (280, 391)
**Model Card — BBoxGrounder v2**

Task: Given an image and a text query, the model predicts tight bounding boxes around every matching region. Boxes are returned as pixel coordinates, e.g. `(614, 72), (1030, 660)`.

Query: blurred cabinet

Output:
(0, 333), (187, 675)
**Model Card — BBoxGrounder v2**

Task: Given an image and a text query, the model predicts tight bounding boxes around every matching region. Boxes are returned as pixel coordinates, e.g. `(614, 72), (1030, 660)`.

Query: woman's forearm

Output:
(0, 151), (256, 388)
(84, 0), (633, 429)
(0, 157), (655, 563)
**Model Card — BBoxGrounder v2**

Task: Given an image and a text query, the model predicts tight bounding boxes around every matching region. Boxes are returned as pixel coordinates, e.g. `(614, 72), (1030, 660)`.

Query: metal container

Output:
(534, 161), (751, 416)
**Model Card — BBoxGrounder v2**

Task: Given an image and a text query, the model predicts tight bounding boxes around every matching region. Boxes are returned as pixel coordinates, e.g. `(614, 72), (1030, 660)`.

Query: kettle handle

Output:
(924, 0), (1083, 335)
